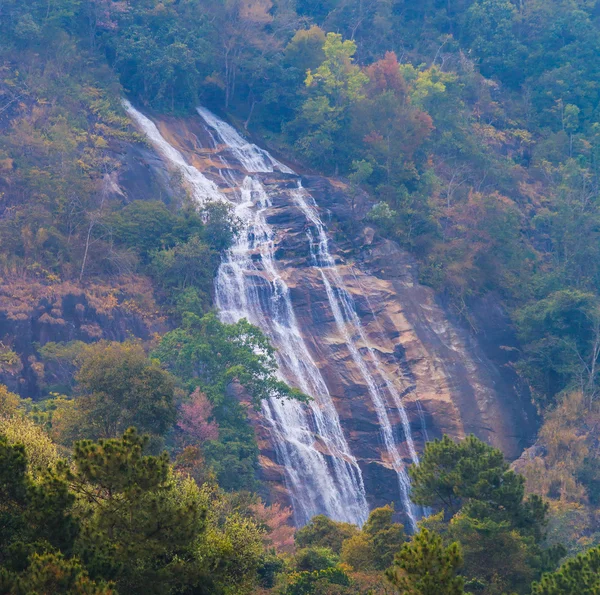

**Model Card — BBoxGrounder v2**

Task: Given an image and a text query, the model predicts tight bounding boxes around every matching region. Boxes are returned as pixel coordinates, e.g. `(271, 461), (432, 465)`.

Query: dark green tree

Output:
(531, 544), (600, 594)
(65, 428), (206, 595)
(0, 552), (114, 595)
(295, 514), (359, 555)
(154, 312), (305, 408)
(0, 436), (77, 572)
(385, 528), (464, 595)
(363, 505), (406, 570)
(410, 434), (548, 538)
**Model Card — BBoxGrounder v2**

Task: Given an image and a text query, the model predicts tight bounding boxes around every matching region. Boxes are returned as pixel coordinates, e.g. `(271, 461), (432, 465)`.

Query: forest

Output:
(1, 0), (600, 592)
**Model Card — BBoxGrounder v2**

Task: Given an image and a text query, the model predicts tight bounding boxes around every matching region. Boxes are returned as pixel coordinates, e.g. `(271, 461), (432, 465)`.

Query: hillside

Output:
(1, 1), (600, 594)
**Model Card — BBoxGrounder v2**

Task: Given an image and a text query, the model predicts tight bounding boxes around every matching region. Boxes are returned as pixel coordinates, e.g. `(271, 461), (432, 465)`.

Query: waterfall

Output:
(125, 98), (426, 529)
(196, 107), (294, 175)
(215, 176), (369, 526)
(290, 187), (421, 530)
(123, 100), (224, 205)
(124, 99), (369, 527)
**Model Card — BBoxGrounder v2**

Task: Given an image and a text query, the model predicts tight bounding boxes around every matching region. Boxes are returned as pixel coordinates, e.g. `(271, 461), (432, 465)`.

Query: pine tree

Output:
(531, 545), (600, 594)
(65, 428), (206, 595)
(385, 528), (464, 595)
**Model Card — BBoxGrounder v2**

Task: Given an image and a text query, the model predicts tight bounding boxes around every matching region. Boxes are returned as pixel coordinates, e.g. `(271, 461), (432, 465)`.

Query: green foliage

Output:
(155, 312), (305, 408)
(0, 423), (269, 595)
(0, 435), (77, 572)
(305, 33), (368, 107)
(284, 566), (352, 595)
(150, 236), (218, 316)
(449, 514), (544, 594)
(104, 0), (217, 111)
(515, 290), (600, 407)
(200, 201), (241, 252)
(71, 342), (176, 443)
(295, 515), (359, 554)
(285, 27), (327, 75)
(364, 505), (406, 570)
(385, 528), (464, 595)
(155, 313), (304, 490)
(409, 434), (564, 593)
(340, 533), (376, 572)
(195, 482), (265, 594)
(110, 200), (204, 264)
(65, 428), (206, 594)
(295, 547), (339, 572)
(531, 544), (600, 594)
(410, 435), (545, 534)
(0, 552), (115, 595)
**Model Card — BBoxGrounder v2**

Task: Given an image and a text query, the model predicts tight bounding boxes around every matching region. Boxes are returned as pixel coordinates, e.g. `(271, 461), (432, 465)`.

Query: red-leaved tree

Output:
(177, 389), (219, 443)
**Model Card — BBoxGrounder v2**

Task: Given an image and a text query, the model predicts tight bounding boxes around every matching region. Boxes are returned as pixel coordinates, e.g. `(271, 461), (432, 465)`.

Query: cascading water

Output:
(290, 187), (421, 530)
(215, 176), (369, 526)
(196, 107), (293, 175)
(125, 98), (425, 529)
(125, 99), (369, 527)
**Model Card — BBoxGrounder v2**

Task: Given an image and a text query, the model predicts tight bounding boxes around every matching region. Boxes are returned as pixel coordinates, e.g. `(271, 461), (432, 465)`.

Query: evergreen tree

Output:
(531, 545), (600, 594)
(65, 429), (206, 595)
(410, 434), (548, 538)
(385, 528), (464, 595)
(0, 435), (77, 572)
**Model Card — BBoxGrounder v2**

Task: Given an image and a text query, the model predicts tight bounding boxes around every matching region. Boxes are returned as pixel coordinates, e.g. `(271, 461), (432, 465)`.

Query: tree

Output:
(194, 481), (266, 594)
(177, 388), (219, 445)
(449, 514), (542, 594)
(291, 32), (368, 168)
(305, 33), (368, 108)
(0, 386), (20, 417)
(72, 342), (176, 443)
(150, 235), (219, 309)
(515, 290), (600, 407)
(295, 547), (339, 572)
(410, 434), (548, 539)
(0, 552), (115, 595)
(363, 505), (406, 570)
(385, 528), (464, 595)
(0, 414), (59, 474)
(464, 0), (525, 86)
(65, 428), (207, 595)
(295, 514), (359, 554)
(340, 533), (376, 571)
(531, 544), (600, 594)
(200, 200), (240, 252)
(284, 26), (326, 75)
(155, 311), (306, 491)
(154, 312), (305, 408)
(110, 200), (202, 264)
(0, 435), (77, 571)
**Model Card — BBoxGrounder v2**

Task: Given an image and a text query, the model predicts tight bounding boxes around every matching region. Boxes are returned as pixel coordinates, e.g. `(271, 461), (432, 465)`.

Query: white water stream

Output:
(124, 99), (422, 529)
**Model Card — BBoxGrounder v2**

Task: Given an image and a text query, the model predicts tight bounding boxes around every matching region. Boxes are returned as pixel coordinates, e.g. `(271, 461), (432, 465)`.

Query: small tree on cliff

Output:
(73, 342), (177, 444)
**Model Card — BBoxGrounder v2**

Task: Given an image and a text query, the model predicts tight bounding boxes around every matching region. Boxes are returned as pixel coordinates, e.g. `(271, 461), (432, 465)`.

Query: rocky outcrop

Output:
(0, 275), (167, 396)
(0, 138), (175, 397)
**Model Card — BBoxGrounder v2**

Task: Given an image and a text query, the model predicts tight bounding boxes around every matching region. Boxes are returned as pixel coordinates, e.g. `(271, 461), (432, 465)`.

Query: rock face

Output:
(132, 110), (538, 523)
(0, 138), (174, 397)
